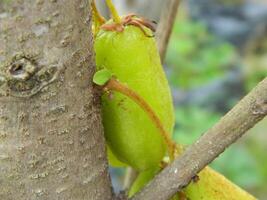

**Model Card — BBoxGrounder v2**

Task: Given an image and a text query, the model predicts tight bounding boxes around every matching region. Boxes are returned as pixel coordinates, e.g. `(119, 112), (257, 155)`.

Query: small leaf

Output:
(93, 69), (112, 85)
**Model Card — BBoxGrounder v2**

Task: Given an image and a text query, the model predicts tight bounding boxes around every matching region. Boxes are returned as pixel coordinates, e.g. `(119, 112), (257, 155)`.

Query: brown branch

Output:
(131, 77), (267, 200)
(156, 0), (180, 62)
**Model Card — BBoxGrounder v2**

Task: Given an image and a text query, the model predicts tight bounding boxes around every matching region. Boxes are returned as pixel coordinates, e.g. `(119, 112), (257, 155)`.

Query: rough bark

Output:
(132, 77), (267, 200)
(0, 0), (113, 199)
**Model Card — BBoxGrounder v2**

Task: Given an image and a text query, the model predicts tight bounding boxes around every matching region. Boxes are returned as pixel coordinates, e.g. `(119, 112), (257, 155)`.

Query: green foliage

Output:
(245, 70), (266, 91)
(2, 0), (11, 3)
(241, 32), (267, 91)
(211, 145), (263, 188)
(173, 106), (221, 145)
(166, 19), (236, 89)
(167, 16), (266, 196)
(245, 119), (267, 192)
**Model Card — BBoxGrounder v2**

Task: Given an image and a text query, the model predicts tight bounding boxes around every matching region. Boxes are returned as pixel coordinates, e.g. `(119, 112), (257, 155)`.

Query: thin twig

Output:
(123, 168), (138, 190)
(131, 77), (267, 200)
(156, 0), (180, 62)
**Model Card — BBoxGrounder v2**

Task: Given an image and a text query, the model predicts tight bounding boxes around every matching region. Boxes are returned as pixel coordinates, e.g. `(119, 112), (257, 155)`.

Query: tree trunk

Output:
(0, 0), (113, 199)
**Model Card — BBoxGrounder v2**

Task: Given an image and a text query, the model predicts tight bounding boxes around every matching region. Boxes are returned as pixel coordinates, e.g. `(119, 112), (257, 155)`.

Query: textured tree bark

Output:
(0, 0), (113, 199)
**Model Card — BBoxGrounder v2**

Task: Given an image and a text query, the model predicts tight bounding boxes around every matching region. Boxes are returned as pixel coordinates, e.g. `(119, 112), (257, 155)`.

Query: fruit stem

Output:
(104, 78), (176, 161)
(106, 0), (121, 23)
(92, 0), (106, 25)
(92, 0), (106, 35)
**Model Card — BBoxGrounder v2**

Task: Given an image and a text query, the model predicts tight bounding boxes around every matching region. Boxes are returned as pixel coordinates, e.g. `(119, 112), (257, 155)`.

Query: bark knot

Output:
(0, 53), (61, 98)
(252, 99), (267, 116)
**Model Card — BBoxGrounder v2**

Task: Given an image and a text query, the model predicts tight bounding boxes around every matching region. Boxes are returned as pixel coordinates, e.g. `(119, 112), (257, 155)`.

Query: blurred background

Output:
(97, 0), (267, 199)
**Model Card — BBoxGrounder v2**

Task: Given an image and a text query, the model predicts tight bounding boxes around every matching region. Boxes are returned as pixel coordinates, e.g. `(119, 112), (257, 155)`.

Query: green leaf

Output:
(93, 68), (112, 85)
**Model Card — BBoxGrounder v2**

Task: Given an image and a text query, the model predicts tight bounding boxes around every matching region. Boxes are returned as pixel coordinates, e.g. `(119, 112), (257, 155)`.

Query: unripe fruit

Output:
(94, 20), (175, 171)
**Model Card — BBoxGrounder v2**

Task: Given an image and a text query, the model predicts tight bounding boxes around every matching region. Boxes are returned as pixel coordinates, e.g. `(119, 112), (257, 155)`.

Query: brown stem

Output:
(104, 78), (176, 161)
(92, 0), (106, 35)
(92, 0), (106, 25)
(156, 0), (181, 62)
(131, 77), (267, 200)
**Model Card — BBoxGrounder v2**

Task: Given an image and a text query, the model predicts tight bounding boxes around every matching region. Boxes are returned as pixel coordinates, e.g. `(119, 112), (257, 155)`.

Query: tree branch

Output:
(131, 77), (267, 200)
(156, 0), (180, 61)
